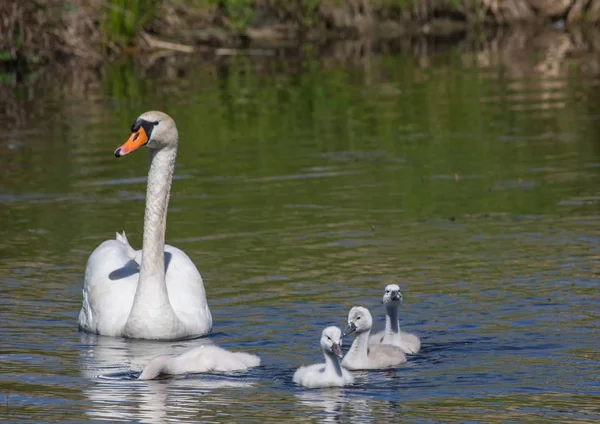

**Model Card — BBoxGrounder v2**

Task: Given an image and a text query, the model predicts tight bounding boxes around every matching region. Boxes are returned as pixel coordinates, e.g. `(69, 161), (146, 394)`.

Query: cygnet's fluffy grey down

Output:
(138, 344), (261, 380)
(341, 306), (406, 370)
(368, 284), (421, 354)
(293, 326), (354, 388)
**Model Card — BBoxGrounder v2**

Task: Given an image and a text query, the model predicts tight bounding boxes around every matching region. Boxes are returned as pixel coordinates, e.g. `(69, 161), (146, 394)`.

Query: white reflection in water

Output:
(295, 390), (374, 424)
(79, 334), (255, 423)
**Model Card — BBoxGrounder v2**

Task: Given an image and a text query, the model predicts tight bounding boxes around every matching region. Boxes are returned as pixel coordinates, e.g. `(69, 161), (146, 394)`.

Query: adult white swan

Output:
(78, 111), (212, 340)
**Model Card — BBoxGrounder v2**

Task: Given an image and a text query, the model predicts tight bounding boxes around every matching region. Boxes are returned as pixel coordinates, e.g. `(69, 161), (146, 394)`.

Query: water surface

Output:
(1, 37), (599, 423)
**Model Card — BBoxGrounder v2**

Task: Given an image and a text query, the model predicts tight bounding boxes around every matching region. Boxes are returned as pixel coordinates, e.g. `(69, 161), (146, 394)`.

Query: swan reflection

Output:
(295, 390), (373, 423)
(79, 334), (255, 423)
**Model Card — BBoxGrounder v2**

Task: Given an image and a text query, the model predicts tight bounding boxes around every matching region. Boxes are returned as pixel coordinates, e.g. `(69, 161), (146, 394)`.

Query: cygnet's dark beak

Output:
(332, 342), (343, 359)
(391, 291), (403, 302)
(342, 322), (357, 338)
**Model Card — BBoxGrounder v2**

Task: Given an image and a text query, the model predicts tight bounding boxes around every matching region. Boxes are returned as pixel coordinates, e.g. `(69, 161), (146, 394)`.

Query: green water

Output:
(1, 40), (599, 423)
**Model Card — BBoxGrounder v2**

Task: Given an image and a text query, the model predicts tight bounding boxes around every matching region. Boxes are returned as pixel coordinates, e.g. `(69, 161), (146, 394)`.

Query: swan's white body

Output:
(78, 111), (212, 340)
(342, 307), (406, 371)
(79, 233), (212, 338)
(369, 284), (421, 354)
(138, 344), (261, 380)
(293, 327), (354, 389)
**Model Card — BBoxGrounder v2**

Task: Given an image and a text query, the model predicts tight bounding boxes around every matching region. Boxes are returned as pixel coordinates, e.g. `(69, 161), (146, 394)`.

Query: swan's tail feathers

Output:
(138, 356), (171, 380)
(233, 352), (261, 368)
(115, 231), (138, 259)
(116, 231), (130, 245)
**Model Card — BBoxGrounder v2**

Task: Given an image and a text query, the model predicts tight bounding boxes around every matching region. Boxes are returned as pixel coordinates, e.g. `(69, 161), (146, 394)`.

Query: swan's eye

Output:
(385, 290), (390, 293)
(153, 121), (160, 126)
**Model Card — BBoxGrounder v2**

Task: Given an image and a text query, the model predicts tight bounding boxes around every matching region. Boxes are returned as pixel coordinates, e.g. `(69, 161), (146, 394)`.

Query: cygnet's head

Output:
(382, 284), (403, 305)
(342, 306), (373, 337)
(115, 111), (178, 157)
(320, 326), (343, 358)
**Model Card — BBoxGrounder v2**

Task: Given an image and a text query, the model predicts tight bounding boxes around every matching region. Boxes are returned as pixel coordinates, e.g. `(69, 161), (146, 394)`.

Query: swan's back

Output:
(169, 345), (259, 373)
(366, 344), (407, 368)
(139, 344), (260, 380)
(380, 331), (421, 354)
(368, 330), (385, 345)
(341, 343), (406, 370)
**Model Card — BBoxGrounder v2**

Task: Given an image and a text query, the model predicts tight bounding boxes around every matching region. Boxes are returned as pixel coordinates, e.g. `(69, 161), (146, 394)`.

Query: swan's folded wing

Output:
(401, 332), (421, 354)
(370, 344), (407, 367)
(78, 239), (139, 336)
(293, 363), (326, 387)
(368, 330), (385, 345)
(169, 345), (260, 374)
(163, 244), (212, 335)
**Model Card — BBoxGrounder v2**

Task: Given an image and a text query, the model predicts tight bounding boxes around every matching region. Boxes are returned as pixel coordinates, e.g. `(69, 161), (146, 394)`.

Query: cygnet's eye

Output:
(356, 316), (361, 320)
(385, 290), (390, 293)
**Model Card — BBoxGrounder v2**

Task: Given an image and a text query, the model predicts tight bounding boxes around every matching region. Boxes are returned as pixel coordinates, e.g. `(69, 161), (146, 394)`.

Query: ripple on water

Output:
(2, 48), (600, 423)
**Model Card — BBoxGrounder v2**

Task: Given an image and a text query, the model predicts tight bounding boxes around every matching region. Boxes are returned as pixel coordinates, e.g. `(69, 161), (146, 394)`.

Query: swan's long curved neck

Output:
(323, 349), (343, 377)
(139, 147), (176, 282)
(384, 304), (400, 336)
(348, 329), (370, 361)
(139, 355), (171, 380)
(128, 146), (178, 319)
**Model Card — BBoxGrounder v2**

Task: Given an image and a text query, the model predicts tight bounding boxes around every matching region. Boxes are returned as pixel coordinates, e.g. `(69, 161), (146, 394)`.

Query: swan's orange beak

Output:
(115, 126), (149, 158)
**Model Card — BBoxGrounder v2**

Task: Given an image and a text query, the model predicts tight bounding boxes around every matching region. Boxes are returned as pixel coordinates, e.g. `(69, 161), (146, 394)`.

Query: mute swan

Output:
(138, 343), (260, 380)
(78, 111), (212, 340)
(293, 327), (354, 388)
(369, 284), (421, 354)
(341, 306), (406, 370)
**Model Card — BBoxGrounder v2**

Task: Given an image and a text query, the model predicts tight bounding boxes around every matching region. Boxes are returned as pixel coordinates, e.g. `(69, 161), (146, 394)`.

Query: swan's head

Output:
(342, 306), (373, 337)
(320, 326), (343, 358)
(382, 284), (403, 305)
(115, 111), (178, 157)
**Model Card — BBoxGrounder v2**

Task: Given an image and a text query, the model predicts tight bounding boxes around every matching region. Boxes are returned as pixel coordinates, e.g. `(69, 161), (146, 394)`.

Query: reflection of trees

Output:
(4, 25), (600, 118)
(2, 24), (600, 236)
(462, 26), (600, 113)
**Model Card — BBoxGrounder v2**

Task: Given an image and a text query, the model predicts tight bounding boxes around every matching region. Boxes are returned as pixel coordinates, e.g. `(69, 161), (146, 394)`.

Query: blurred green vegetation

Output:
(103, 0), (160, 47)
(3, 0), (597, 68)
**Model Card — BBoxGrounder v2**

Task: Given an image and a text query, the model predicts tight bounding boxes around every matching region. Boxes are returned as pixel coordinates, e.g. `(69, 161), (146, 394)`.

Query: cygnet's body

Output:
(139, 344), (260, 380)
(369, 284), (421, 354)
(342, 306), (406, 370)
(293, 326), (354, 388)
